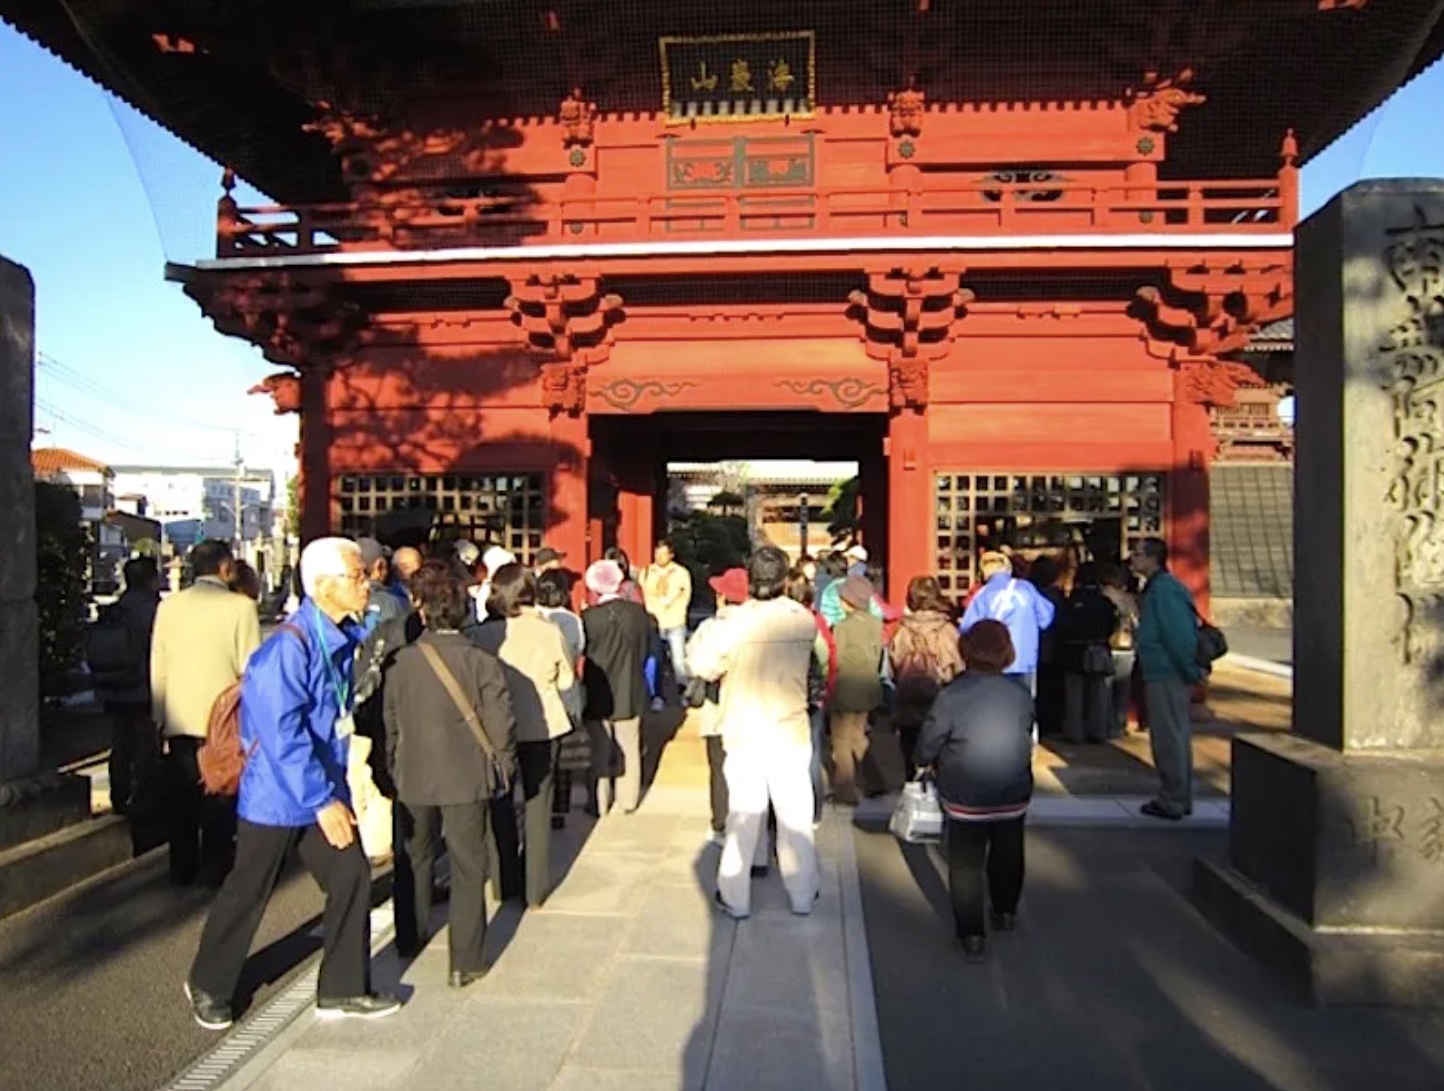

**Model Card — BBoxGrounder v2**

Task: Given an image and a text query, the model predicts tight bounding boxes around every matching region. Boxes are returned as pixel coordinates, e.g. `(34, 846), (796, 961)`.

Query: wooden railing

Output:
(217, 176), (1295, 258)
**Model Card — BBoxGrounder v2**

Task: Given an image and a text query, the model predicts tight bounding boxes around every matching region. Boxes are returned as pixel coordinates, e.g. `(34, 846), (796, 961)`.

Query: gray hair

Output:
(300, 537), (362, 598)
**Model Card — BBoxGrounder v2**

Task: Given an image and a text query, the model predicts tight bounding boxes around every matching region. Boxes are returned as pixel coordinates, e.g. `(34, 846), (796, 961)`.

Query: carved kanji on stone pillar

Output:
(1133, 258), (1293, 360)
(506, 274), (624, 417)
(848, 267), (972, 410)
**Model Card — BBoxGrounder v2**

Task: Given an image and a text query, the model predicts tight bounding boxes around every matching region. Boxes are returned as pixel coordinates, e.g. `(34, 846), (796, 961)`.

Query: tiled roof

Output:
(31, 446), (110, 476)
(1249, 318), (1294, 351)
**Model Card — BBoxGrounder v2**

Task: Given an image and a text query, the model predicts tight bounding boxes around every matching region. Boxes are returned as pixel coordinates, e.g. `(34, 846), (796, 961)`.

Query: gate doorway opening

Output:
(588, 411), (886, 581)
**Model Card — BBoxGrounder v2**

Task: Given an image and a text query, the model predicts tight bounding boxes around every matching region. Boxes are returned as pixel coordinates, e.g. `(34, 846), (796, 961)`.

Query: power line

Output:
(35, 350), (269, 436)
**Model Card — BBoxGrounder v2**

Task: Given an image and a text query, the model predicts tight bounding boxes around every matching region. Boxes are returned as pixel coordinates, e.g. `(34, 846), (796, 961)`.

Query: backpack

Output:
(85, 604), (143, 690)
(198, 622), (306, 797)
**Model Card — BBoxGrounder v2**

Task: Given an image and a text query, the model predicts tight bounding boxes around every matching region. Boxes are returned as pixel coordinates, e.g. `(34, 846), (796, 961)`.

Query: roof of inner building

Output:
(11, 0), (1434, 203)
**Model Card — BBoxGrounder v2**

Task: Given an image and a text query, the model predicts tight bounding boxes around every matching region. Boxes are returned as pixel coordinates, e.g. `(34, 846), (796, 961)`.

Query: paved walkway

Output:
(180, 726), (884, 1091)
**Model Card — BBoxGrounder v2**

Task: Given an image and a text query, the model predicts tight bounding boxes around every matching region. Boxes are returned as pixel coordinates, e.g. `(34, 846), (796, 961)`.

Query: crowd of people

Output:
(86, 527), (1207, 1029)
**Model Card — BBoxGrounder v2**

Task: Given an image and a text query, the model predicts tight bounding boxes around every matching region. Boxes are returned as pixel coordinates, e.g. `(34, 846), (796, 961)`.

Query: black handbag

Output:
(1192, 605), (1228, 669)
(1082, 642), (1114, 677)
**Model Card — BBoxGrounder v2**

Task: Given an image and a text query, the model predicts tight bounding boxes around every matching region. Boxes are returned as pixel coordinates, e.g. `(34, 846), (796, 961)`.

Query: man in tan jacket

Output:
(152, 539), (262, 885)
(639, 538), (693, 707)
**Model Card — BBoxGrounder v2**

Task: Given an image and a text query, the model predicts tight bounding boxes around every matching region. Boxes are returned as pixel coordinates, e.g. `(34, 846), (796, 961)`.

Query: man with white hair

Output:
(185, 537), (401, 1031)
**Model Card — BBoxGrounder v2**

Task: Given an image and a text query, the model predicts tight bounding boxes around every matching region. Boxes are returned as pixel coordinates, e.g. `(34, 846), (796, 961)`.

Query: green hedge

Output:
(34, 481), (90, 696)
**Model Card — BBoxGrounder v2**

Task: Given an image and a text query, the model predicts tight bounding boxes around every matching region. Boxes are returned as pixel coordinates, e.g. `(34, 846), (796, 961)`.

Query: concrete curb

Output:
(835, 809), (889, 1091)
(1220, 652), (1293, 679)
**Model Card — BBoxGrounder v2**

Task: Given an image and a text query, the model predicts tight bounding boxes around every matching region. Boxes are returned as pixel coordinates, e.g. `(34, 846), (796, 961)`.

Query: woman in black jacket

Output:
(383, 568), (516, 987)
(915, 619), (1034, 959)
(1060, 562), (1122, 744)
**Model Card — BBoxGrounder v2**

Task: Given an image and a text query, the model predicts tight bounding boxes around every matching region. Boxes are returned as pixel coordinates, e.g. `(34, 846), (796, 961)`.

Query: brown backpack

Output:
(198, 622), (307, 797)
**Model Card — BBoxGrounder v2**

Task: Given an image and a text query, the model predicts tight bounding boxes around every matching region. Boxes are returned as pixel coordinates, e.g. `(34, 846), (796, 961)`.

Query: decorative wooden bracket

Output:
(187, 274), (364, 370)
(505, 274), (624, 361)
(558, 88), (598, 149)
(1175, 357), (1270, 409)
(247, 372), (303, 415)
(887, 84), (925, 138)
(848, 267), (973, 410)
(1132, 260), (1292, 359)
(1128, 69), (1207, 134)
(506, 275), (623, 416)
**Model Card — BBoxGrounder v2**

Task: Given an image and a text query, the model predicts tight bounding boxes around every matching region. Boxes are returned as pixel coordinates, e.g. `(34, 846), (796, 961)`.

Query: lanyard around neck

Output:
(309, 611), (351, 712)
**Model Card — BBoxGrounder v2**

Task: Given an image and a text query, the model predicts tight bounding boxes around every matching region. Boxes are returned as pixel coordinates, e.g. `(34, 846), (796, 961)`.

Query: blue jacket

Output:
(238, 598), (365, 827)
(959, 573), (1056, 676)
(1135, 570), (1204, 684)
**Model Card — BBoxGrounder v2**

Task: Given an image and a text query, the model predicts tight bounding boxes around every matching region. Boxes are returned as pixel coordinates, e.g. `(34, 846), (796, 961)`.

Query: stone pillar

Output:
(1194, 181), (1444, 1007)
(0, 257), (39, 785)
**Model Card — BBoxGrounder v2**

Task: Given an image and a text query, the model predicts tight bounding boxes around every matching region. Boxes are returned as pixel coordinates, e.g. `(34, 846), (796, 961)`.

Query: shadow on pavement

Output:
(854, 824), (1444, 1090)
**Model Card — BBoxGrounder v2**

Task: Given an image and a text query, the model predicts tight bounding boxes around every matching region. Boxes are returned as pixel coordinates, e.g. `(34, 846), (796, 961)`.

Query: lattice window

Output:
(934, 472), (1166, 597)
(336, 473), (545, 559)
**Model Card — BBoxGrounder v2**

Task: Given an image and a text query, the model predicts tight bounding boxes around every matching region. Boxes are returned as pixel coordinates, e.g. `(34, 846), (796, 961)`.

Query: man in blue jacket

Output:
(1130, 537), (1205, 821)
(959, 551), (1057, 699)
(185, 537), (401, 1031)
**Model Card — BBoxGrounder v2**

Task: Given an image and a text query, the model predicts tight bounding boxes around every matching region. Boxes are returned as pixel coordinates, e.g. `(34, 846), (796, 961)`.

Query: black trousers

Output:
(165, 737), (237, 885)
(190, 819), (371, 1002)
(705, 735), (728, 835)
(488, 740), (557, 907)
(394, 801), (490, 975)
(945, 816), (1025, 940)
(1036, 662), (1066, 737)
(105, 701), (155, 813)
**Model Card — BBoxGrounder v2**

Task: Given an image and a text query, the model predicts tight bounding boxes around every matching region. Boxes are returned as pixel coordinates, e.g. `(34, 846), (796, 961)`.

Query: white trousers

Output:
(717, 741), (819, 915)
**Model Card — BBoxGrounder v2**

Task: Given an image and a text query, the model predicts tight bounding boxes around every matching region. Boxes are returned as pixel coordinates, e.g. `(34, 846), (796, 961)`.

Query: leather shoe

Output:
(989, 911), (1016, 933)
(184, 981), (234, 1031)
(961, 935), (986, 961)
(448, 968), (487, 989)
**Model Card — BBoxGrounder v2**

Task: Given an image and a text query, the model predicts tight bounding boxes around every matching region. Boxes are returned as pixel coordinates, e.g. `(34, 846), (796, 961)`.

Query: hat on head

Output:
(978, 550), (1010, 575)
(356, 537), (388, 569)
(482, 545), (517, 574)
(584, 559), (625, 598)
(534, 547), (566, 566)
(845, 544), (869, 563)
(454, 540), (480, 567)
(839, 574), (875, 610)
(708, 567), (749, 605)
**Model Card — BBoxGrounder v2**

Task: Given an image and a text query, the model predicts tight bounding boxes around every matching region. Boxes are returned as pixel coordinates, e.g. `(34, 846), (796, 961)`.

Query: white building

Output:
(110, 465), (276, 556)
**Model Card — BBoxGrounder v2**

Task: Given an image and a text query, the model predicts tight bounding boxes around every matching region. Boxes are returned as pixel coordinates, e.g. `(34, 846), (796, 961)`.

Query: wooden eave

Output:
(23, 0), (1434, 202)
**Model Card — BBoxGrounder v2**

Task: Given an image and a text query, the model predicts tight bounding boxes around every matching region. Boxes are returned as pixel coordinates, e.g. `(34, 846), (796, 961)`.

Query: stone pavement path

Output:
(197, 728), (883, 1091)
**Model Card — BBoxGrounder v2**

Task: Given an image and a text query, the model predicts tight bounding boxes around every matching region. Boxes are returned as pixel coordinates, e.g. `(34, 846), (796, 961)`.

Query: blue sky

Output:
(2, 21), (1443, 477)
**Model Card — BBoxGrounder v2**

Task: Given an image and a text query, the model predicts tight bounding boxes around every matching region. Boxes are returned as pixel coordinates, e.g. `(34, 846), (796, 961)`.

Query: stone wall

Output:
(0, 257), (39, 783)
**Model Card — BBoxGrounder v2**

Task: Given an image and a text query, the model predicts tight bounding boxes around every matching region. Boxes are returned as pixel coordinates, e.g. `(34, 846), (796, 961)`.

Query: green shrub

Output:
(34, 482), (90, 696)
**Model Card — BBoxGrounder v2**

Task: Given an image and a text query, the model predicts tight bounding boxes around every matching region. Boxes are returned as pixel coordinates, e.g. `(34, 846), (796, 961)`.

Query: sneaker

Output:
(184, 981), (234, 1031)
(713, 890), (750, 920)
(448, 968), (487, 989)
(792, 891), (821, 917)
(961, 935), (986, 961)
(989, 911), (1017, 933)
(707, 829), (725, 846)
(650, 697), (665, 713)
(315, 993), (403, 1020)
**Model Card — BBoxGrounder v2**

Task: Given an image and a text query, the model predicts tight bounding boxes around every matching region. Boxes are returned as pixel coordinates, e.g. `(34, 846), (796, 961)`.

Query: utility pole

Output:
(232, 431), (244, 559)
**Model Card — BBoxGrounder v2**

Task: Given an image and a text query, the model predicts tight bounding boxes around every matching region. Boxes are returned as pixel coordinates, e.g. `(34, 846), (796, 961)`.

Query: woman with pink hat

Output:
(579, 560), (653, 815)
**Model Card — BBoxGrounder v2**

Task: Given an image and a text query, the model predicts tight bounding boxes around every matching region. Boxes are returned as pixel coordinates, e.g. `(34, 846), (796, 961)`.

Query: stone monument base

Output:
(0, 771), (91, 853)
(1193, 733), (1444, 1008)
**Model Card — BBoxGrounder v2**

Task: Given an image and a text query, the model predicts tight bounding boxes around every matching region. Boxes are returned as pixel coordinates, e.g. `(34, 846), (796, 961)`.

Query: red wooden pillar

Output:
(886, 409), (930, 603)
(612, 440), (656, 571)
(299, 364), (333, 544)
(858, 440), (888, 579)
(1168, 373), (1213, 615)
(548, 410), (589, 569)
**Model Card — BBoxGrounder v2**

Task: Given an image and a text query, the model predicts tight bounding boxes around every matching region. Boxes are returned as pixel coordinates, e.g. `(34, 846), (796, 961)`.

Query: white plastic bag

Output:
(889, 780), (943, 843)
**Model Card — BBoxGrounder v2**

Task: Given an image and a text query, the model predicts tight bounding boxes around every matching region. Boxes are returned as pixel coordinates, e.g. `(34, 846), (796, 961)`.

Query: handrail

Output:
(217, 175), (1293, 257)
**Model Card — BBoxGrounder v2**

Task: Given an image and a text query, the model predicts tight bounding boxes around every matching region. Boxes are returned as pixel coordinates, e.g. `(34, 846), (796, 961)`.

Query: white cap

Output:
(845, 544), (869, 562)
(482, 545), (517, 573)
